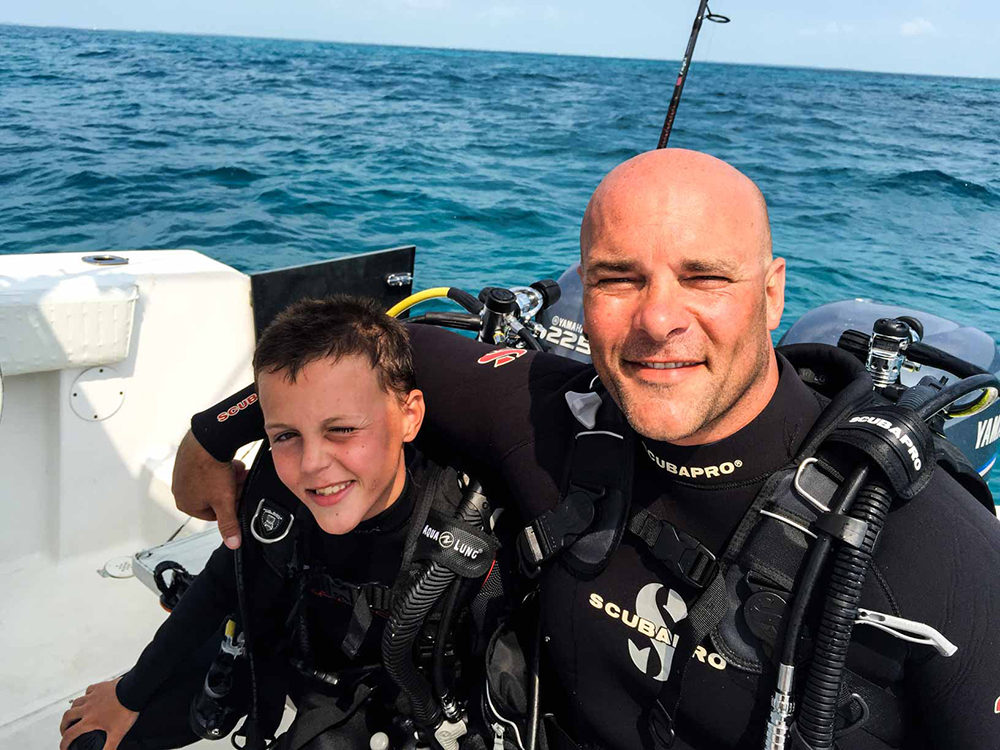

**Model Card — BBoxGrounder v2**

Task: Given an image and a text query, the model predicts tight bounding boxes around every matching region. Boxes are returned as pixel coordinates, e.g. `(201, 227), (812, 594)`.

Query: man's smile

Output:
(621, 358), (706, 382)
(633, 360), (702, 370)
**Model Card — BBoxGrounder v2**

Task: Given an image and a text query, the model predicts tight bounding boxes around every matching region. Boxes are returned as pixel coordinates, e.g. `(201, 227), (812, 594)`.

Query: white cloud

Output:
(900, 17), (935, 36)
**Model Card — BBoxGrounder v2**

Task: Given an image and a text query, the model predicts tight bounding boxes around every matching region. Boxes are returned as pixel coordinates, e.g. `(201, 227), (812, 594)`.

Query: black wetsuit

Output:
(112, 450), (419, 749)
(194, 326), (1000, 750)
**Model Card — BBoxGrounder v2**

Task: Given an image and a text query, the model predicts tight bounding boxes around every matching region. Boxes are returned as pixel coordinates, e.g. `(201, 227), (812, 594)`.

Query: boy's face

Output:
(259, 354), (424, 535)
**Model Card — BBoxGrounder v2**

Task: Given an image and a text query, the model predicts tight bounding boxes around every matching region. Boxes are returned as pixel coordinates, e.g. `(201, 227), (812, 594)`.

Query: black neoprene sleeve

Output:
(115, 544), (237, 711)
(190, 384), (263, 462)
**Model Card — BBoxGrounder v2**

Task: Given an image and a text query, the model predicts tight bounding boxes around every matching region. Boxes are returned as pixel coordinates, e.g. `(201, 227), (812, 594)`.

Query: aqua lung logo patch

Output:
(643, 442), (743, 479)
(421, 523), (483, 560)
(477, 349), (527, 368)
(976, 416), (1000, 451)
(994, 696), (1000, 714)
(217, 392), (258, 422)
(848, 415), (922, 470)
(589, 583), (727, 682)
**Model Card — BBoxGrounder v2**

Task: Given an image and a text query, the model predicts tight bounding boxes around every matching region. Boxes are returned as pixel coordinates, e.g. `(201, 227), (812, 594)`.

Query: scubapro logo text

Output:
(849, 415), (922, 470)
(217, 393), (258, 422)
(590, 584), (726, 682)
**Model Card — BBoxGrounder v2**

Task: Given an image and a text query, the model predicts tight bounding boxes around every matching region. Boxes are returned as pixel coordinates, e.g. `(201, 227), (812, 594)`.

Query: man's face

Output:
(259, 354), (424, 535)
(580, 164), (785, 445)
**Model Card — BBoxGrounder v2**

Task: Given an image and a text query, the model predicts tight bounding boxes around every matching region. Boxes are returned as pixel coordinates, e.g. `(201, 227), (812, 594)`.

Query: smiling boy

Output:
(257, 299), (424, 535)
(60, 296), (435, 750)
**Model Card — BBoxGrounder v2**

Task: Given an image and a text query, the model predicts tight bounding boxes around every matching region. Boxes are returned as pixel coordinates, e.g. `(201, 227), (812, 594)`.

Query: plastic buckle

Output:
(517, 485), (599, 574)
(679, 544), (719, 589)
(650, 524), (718, 589)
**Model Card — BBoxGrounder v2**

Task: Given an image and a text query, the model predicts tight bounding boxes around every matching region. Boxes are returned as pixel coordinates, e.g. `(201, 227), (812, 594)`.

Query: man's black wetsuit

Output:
(194, 326), (1000, 750)
(113, 449), (421, 749)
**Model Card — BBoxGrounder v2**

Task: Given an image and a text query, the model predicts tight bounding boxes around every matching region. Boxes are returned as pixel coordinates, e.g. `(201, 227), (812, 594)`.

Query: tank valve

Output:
(867, 318), (911, 389)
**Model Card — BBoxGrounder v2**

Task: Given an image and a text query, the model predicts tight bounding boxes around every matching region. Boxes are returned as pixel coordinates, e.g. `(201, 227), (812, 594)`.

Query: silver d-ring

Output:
(250, 497), (295, 544)
(793, 457), (831, 513)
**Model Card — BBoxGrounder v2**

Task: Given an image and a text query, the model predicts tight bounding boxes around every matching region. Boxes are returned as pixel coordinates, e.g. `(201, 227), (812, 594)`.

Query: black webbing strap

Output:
(268, 683), (375, 750)
(305, 574), (394, 659)
(308, 575), (394, 614)
(627, 507), (718, 589)
(518, 430), (625, 571)
(341, 589), (373, 660)
(649, 572), (730, 747)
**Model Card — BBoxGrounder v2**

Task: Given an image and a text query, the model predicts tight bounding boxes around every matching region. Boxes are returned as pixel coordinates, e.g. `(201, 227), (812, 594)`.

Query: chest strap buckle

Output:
(628, 508), (718, 589)
(517, 483), (602, 572)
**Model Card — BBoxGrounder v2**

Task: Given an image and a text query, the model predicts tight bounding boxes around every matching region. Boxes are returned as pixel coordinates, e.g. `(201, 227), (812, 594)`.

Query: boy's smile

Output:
(259, 354), (424, 535)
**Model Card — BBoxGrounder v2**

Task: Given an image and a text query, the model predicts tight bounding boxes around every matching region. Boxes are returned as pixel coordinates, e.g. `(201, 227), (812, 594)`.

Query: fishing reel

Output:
(386, 279), (561, 351)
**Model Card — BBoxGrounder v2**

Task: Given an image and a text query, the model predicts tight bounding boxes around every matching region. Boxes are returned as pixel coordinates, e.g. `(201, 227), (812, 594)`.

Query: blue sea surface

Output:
(1, 24), (999, 488)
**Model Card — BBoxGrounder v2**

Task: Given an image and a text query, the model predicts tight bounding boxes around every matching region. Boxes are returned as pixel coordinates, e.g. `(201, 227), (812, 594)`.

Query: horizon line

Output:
(2, 20), (998, 82)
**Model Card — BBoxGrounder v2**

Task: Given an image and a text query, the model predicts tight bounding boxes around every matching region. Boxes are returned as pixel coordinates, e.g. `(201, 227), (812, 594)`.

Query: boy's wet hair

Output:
(253, 295), (416, 399)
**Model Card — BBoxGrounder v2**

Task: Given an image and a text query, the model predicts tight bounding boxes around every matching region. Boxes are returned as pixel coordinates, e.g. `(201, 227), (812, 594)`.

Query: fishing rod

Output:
(657, 0), (730, 148)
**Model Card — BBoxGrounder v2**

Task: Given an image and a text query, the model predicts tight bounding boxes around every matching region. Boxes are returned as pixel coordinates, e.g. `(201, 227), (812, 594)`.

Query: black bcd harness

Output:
(231, 448), (505, 750)
(515, 344), (991, 750)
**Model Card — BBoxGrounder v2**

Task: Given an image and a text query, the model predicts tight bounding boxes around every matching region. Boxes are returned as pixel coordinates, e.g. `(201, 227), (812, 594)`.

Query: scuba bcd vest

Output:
(226, 446), (509, 750)
(515, 343), (993, 750)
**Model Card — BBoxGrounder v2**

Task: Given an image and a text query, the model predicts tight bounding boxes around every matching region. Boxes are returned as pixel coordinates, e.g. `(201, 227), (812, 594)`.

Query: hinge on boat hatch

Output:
(385, 272), (413, 288)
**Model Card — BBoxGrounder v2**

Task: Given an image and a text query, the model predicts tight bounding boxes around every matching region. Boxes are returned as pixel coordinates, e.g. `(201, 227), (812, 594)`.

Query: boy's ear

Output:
(400, 389), (425, 443)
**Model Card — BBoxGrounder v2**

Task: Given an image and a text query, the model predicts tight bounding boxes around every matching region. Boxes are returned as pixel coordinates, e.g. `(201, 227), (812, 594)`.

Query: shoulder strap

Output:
(517, 381), (633, 577)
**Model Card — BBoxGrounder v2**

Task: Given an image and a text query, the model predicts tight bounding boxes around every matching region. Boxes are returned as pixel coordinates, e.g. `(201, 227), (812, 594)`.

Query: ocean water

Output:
(2, 25), (999, 488)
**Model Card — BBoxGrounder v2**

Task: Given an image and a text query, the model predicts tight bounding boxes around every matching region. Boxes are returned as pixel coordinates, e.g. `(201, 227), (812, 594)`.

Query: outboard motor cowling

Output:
(537, 263), (591, 363)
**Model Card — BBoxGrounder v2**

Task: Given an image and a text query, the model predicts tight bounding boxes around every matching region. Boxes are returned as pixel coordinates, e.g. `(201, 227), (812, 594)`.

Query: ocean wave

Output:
(75, 49), (117, 59)
(875, 169), (999, 204)
(186, 166), (266, 185)
(0, 167), (33, 187)
(123, 69), (169, 80)
(58, 170), (123, 190)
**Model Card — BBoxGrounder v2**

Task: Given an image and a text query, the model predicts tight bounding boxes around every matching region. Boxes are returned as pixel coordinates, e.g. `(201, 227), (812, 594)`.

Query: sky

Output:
(4, 0), (999, 79)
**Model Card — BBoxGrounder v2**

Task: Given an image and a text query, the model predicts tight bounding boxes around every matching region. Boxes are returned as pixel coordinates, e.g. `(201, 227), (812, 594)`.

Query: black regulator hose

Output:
(516, 325), (544, 351)
(408, 311), (483, 331)
(447, 287), (484, 315)
(907, 341), (987, 380)
(433, 577), (470, 705)
(794, 372), (999, 748)
(913, 373), (999, 421)
(778, 464), (870, 669)
(382, 481), (490, 731)
(383, 561), (455, 728)
(795, 476), (892, 749)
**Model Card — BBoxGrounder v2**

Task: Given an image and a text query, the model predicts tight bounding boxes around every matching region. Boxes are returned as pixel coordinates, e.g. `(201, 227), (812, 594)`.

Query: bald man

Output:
(173, 150), (1000, 750)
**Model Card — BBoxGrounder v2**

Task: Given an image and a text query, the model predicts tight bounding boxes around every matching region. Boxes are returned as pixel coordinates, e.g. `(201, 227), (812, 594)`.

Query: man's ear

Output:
(764, 257), (786, 331)
(400, 389), (425, 443)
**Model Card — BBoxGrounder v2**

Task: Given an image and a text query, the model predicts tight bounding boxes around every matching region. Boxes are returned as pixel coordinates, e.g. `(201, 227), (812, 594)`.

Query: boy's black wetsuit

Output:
(195, 327), (1000, 750)
(113, 447), (423, 749)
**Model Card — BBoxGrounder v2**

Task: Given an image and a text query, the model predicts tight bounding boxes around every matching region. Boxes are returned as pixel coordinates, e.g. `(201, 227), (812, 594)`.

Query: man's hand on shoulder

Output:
(59, 678), (137, 750)
(172, 430), (246, 550)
